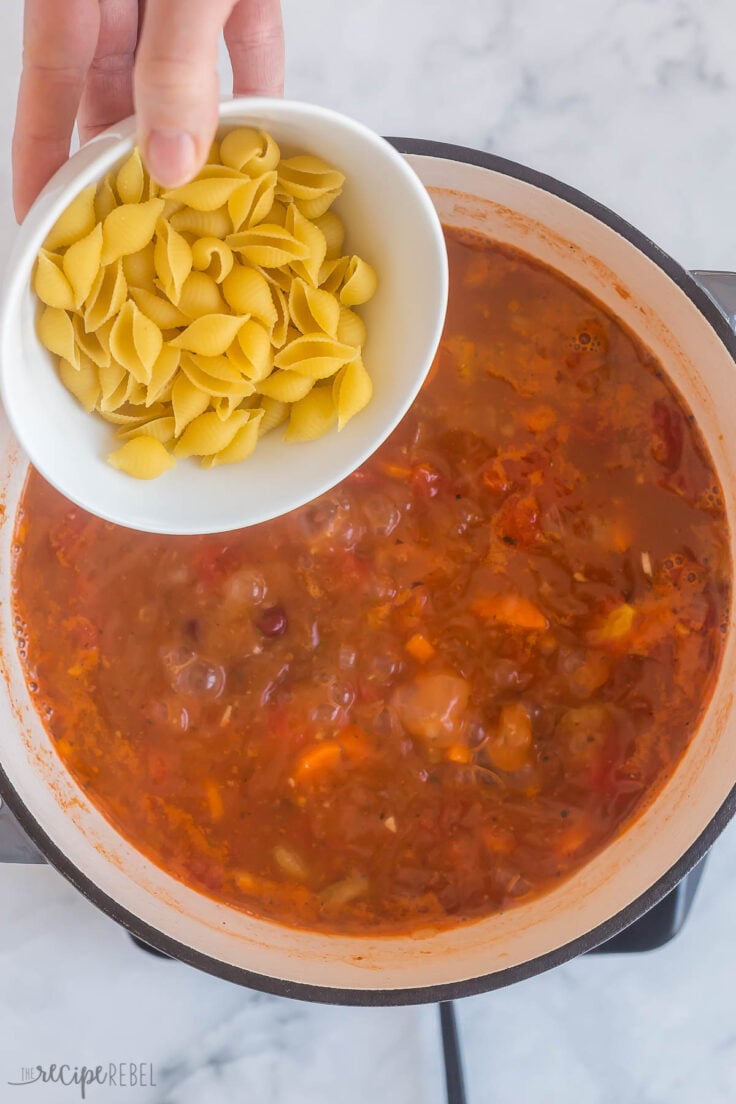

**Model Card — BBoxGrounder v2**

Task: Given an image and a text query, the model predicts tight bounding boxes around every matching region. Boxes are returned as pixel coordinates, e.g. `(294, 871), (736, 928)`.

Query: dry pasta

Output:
(33, 127), (377, 478)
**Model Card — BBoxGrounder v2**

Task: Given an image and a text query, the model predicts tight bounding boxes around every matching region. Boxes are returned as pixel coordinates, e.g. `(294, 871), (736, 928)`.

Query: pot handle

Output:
(0, 798), (44, 863)
(690, 270), (736, 329)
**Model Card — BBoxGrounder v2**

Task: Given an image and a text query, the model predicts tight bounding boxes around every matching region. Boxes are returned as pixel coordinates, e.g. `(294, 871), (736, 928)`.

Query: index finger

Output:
(225, 0), (284, 97)
(134, 0), (235, 188)
(12, 0), (100, 221)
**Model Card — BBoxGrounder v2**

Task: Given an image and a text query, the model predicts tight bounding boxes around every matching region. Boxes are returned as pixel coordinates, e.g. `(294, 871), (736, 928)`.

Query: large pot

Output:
(1, 140), (735, 1005)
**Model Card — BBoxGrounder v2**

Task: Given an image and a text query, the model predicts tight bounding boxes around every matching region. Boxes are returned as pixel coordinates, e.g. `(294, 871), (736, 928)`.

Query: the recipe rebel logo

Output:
(7, 1063), (157, 1099)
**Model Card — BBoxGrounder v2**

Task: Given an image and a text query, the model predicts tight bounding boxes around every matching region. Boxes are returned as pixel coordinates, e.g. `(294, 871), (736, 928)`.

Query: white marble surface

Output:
(2, 1), (736, 1101)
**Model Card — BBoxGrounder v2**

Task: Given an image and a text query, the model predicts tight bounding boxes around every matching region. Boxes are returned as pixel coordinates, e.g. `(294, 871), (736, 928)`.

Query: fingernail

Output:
(145, 129), (197, 187)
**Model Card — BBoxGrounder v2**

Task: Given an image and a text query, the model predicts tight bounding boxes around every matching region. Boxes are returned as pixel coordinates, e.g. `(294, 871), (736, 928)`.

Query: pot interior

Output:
(1, 150), (735, 1001)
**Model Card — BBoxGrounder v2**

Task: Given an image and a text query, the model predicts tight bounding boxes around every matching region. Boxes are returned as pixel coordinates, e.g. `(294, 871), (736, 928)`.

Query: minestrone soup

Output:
(13, 229), (730, 933)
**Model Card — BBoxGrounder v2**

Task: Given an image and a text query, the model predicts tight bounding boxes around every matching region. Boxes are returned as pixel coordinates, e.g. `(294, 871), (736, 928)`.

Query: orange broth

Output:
(12, 229), (731, 932)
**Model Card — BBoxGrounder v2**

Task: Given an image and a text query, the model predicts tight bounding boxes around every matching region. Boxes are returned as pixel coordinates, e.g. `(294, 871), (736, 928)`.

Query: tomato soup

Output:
(13, 230), (731, 933)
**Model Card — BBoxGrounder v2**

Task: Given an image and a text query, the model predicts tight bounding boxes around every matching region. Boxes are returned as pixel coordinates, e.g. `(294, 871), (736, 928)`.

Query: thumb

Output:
(134, 0), (235, 187)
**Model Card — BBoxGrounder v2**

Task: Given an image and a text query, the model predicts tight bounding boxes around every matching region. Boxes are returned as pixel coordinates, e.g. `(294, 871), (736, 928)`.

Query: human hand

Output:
(13, 0), (284, 221)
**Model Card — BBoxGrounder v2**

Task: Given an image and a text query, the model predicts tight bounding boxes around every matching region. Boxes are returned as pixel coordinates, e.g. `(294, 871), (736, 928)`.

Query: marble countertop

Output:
(2, 0), (736, 1101)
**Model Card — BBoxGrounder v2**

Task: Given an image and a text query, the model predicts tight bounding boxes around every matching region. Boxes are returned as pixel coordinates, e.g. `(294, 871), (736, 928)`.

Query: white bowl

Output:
(0, 99), (448, 534)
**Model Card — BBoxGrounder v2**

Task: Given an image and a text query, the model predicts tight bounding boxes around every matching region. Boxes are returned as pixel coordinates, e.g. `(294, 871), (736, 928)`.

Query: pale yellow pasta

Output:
(122, 242), (156, 291)
(277, 155), (345, 202)
(94, 176), (119, 222)
(274, 333), (357, 379)
(212, 393), (247, 420)
(222, 266), (277, 329)
(58, 356), (100, 412)
(118, 416), (176, 444)
(188, 353), (250, 385)
(284, 385), (337, 442)
(257, 264), (292, 294)
(229, 320), (273, 381)
(257, 370), (314, 403)
(126, 380), (148, 406)
(73, 314), (112, 368)
(336, 305), (367, 347)
(109, 300), (163, 384)
(333, 354), (373, 430)
(84, 260), (127, 331)
(198, 164), (246, 181)
(101, 198), (165, 264)
(171, 372), (210, 436)
(98, 360), (126, 401)
(318, 256), (350, 294)
(170, 313), (246, 356)
(181, 358), (255, 400)
(116, 149), (145, 205)
(174, 409), (250, 458)
(340, 256), (378, 307)
(220, 127), (280, 175)
(289, 278), (340, 338)
(296, 190), (342, 220)
(270, 284), (290, 348)
(98, 364), (128, 410)
(100, 394), (158, 423)
(34, 250), (75, 310)
(129, 287), (190, 330)
(37, 307), (79, 366)
(177, 271), (227, 318)
(33, 128), (376, 477)
(164, 177), (247, 212)
(191, 237), (234, 283)
(108, 437), (175, 479)
(162, 199), (184, 222)
(228, 171), (277, 232)
(146, 345), (181, 406)
(267, 201), (289, 228)
(286, 204), (326, 286)
(314, 211), (345, 260)
(62, 222), (104, 308)
(227, 224), (310, 268)
(154, 219), (192, 302)
(44, 184), (97, 251)
(257, 396), (289, 436)
(170, 206), (232, 239)
(201, 409), (264, 467)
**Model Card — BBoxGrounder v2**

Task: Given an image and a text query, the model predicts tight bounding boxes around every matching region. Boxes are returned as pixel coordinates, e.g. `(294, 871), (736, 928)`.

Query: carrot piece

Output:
(587, 603), (636, 645)
(525, 405), (556, 433)
(205, 780), (224, 821)
(446, 744), (472, 764)
(294, 740), (342, 781)
(405, 633), (436, 663)
(379, 461), (412, 480)
(470, 594), (548, 631)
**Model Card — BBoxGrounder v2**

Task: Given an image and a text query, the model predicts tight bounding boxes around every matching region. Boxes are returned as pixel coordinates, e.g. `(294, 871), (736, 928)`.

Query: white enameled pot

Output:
(1, 140), (735, 1005)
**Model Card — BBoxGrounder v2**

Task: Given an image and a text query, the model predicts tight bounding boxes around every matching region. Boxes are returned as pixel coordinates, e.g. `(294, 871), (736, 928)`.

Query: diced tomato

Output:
(479, 458), (510, 496)
(492, 493), (541, 546)
(411, 464), (443, 498)
(194, 542), (241, 585)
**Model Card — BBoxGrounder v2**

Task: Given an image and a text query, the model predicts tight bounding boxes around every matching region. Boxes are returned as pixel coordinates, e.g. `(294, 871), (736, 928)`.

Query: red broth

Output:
(13, 230), (731, 933)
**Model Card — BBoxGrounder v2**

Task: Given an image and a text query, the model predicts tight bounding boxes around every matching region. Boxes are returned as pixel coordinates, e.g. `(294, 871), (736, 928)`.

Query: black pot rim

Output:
(3, 137), (736, 1006)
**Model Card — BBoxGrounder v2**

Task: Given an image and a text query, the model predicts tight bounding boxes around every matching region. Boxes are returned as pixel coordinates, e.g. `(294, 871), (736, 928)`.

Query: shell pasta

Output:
(33, 131), (378, 479)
